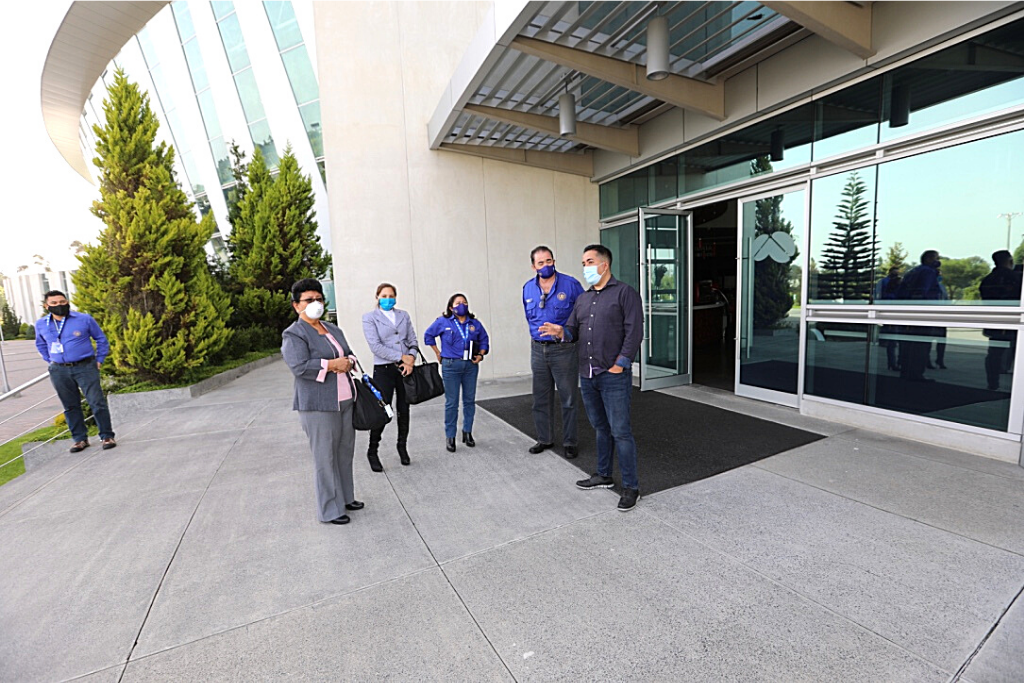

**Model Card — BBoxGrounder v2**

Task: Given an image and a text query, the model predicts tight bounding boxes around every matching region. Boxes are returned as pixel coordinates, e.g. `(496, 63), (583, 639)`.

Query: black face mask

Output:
(49, 304), (71, 317)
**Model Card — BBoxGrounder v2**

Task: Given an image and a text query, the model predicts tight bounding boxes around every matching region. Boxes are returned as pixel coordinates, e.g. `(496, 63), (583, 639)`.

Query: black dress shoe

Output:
(345, 501), (364, 511)
(446, 438), (456, 453)
(329, 515), (351, 525)
(564, 445), (578, 459)
(528, 442), (553, 454)
(462, 431), (475, 447)
(397, 444), (410, 466)
(367, 451), (384, 472)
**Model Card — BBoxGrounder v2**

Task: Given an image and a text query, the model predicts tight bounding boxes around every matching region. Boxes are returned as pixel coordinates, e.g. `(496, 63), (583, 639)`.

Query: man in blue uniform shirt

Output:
(523, 246), (585, 458)
(34, 290), (117, 453)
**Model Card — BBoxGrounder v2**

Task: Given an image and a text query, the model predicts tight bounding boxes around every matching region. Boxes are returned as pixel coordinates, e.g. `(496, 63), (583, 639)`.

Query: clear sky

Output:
(0, 1), (101, 277)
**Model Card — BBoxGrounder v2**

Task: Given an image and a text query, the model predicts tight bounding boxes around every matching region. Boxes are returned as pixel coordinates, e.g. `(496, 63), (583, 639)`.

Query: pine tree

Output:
(749, 157), (798, 328)
(878, 242), (909, 275)
(1, 301), (21, 340)
(73, 69), (231, 383)
(819, 172), (876, 301)
(227, 146), (331, 331)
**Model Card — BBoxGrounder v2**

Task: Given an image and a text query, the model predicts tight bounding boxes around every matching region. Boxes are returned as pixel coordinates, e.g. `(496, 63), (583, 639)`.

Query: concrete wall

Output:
(314, 2), (600, 380)
(593, 1), (1020, 181)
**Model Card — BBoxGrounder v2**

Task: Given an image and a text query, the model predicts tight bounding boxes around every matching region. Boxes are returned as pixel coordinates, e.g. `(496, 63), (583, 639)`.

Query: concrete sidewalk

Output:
(1, 359), (1022, 682)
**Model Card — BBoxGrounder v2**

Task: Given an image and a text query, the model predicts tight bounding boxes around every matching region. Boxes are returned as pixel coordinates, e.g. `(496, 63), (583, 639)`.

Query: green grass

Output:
(110, 348), (279, 394)
(0, 422), (99, 487)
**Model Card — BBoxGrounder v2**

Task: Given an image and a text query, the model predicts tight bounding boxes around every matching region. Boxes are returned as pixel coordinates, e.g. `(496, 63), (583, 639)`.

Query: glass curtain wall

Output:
(264, 1), (325, 181)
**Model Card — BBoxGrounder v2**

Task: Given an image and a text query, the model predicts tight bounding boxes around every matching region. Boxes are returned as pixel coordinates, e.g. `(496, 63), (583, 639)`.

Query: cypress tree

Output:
(228, 146), (331, 331)
(819, 172), (876, 301)
(73, 69), (231, 383)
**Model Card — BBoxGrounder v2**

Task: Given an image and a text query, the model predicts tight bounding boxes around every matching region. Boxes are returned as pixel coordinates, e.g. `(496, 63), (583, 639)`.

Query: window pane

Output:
(195, 192), (212, 217)
(281, 45), (319, 104)
(182, 39), (209, 92)
(298, 100), (323, 157)
(812, 76), (882, 161)
(264, 1), (303, 50)
(172, 1), (195, 42)
(808, 167), (878, 303)
(805, 322), (1013, 431)
(211, 1), (235, 20)
(137, 29), (159, 67)
(234, 68), (265, 122)
(148, 64), (170, 102)
(316, 158), (326, 184)
(248, 120), (279, 168)
(217, 13), (250, 73)
(210, 137), (233, 185)
(196, 89), (223, 141)
(599, 170), (649, 219)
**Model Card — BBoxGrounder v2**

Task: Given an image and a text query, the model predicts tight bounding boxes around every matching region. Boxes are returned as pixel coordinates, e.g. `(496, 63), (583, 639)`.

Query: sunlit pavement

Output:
(1, 359), (1022, 682)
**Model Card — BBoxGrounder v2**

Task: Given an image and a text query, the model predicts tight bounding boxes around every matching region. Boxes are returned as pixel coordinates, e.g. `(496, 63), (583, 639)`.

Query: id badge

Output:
(463, 349), (471, 361)
(50, 342), (64, 354)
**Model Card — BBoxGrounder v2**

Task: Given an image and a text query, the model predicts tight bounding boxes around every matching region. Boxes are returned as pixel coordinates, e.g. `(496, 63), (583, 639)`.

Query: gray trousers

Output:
(298, 401), (356, 522)
(530, 341), (579, 447)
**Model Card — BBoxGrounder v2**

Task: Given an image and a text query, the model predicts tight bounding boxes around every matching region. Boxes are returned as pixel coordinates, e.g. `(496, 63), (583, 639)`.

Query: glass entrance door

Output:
(639, 208), (692, 390)
(736, 187), (806, 406)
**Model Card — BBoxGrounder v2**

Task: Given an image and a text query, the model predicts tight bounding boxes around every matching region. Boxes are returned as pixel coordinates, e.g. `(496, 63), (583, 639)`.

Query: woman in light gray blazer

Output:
(361, 282), (419, 471)
(282, 278), (362, 525)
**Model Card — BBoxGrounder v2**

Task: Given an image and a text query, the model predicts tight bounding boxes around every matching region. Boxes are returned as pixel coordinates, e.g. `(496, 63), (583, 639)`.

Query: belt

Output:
(533, 339), (568, 345)
(53, 356), (95, 367)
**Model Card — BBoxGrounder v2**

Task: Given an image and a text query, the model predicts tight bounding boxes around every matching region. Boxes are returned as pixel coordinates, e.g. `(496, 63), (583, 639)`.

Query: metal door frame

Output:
(638, 207), (693, 391)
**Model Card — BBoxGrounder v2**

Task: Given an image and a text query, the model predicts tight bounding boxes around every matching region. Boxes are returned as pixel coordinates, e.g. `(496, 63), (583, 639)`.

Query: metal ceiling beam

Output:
(761, 1), (874, 59)
(464, 104), (639, 156)
(438, 143), (594, 177)
(510, 35), (725, 120)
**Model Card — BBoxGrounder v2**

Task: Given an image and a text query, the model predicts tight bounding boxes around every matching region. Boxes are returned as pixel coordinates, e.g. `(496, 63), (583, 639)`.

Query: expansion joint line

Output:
(950, 580), (1024, 682)
(381, 467), (520, 683)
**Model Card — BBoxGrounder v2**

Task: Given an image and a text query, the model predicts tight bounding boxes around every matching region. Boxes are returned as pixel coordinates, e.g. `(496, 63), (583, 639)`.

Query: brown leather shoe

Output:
(102, 438), (117, 450)
(69, 440), (89, 453)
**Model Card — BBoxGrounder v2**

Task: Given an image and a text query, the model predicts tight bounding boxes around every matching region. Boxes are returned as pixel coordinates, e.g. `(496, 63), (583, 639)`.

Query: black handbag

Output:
(350, 360), (393, 431)
(402, 352), (445, 405)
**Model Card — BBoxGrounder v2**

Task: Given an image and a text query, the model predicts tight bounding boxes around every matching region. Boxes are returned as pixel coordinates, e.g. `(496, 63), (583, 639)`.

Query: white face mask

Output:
(303, 300), (325, 320)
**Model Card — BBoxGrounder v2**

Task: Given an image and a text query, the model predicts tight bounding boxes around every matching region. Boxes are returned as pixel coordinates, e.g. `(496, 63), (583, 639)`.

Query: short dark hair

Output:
(43, 290), (67, 302)
(290, 278), (323, 302)
(442, 292), (475, 319)
(993, 250), (1013, 266)
(530, 246), (554, 263)
(583, 243), (613, 266)
(921, 250), (939, 264)
(376, 282), (396, 297)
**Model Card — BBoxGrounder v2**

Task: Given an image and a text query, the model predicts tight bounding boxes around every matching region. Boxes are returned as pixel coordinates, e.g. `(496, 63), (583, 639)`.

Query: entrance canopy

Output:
(428, 1), (876, 176)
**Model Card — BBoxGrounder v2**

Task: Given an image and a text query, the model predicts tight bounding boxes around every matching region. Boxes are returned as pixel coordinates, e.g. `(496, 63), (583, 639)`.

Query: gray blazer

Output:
(361, 308), (419, 366)
(282, 319), (356, 412)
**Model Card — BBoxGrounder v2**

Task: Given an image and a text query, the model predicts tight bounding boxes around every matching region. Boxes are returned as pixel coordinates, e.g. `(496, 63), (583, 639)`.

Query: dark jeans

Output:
(48, 361), (114, 443)
(530, 341), (579, 447)
(442, 358), (478, 438)
(985, 331), (1017, 390)
(368, 363), (409, 452)
(579, 368), (638, 490)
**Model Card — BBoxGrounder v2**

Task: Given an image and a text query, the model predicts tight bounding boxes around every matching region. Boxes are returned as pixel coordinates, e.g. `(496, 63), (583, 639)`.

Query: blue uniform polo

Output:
(523, 272), (585, 341)
(34, 311), (110, 365)
(424, 315), (490, 359)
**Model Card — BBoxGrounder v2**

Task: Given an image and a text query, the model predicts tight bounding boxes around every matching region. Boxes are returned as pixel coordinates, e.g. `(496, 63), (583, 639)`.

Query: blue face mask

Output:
(583, 265), (602, 286)
(379, 297), (396, 311)
(453, 303), (468, 317)
(537, 264), (556, 279)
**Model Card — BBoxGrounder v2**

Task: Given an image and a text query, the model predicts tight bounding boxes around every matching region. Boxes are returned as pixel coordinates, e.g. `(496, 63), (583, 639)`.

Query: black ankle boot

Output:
(462, 431), (475, 447)
(397, 443), (410, 466)
(367, 451), (383, 472)
(446, 438), (456, 453)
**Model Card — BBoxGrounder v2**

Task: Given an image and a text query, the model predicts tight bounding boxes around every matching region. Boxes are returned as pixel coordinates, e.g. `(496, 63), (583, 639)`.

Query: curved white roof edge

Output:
(41, 1), (168, 183)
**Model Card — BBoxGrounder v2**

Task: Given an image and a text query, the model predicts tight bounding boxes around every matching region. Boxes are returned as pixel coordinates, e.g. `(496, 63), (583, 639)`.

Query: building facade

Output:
(2, 269), (77, 330)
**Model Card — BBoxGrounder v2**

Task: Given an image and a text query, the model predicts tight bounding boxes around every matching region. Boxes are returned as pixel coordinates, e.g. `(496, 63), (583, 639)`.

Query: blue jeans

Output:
(531, 341), (579, 446)
(442, 358), (479, 438)
(48, 361), (115, 443)
(579, 369), (638, 490)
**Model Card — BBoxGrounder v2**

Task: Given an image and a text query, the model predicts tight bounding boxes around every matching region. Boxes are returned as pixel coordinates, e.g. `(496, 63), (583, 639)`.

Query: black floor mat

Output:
(478, 389), (826, 495)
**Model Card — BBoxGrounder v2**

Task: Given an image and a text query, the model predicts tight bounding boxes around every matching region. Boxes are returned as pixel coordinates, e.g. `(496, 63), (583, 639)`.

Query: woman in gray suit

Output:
(282, 278), (363, 525)
(361, 282), (419, 471)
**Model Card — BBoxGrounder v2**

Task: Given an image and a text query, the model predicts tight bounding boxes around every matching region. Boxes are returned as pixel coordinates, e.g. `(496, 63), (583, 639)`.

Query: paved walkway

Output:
(1, 360), (1022, 682)
(0, 339), (63, 444)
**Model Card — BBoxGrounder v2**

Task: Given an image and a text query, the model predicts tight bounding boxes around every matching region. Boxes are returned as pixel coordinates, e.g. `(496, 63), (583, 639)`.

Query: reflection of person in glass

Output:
(895, 250), (943, 381)
(930, 266), (949, 370)
(876, 267), (902, 371)
(980, 250), (1021, 390)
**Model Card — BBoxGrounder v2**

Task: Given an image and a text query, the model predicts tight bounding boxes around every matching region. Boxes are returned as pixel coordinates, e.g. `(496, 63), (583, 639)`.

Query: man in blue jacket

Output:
(34, 290), (116, 453)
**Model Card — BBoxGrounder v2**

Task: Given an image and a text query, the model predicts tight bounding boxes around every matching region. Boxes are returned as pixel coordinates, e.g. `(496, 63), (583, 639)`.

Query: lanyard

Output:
(453, 318), (470, 349)
(51, 316), (66, 340)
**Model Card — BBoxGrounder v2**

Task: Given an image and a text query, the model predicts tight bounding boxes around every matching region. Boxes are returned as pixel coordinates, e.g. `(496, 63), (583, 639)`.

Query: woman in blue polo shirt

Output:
(424, 293), (490, 452)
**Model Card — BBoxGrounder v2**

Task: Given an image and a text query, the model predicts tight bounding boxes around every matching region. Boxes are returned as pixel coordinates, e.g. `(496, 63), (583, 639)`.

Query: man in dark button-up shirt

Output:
(540, 244), (644, 512)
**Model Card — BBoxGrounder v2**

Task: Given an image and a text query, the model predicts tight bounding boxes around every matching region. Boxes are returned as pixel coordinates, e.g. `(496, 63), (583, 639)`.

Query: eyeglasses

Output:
(299, 297), (325, 304)
(538, 291), (548, 310)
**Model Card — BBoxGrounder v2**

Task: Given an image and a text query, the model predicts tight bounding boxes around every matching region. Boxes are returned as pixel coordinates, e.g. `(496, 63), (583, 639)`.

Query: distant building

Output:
(2, 268), (76, 328)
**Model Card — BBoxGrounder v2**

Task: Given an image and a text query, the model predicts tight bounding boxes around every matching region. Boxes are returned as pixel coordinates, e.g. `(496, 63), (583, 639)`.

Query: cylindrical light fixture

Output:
(646, 16), (670, 81)
(559, 92), (577, 136)
(770, 129), (785, 162)
(889, 84), (910, 128)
